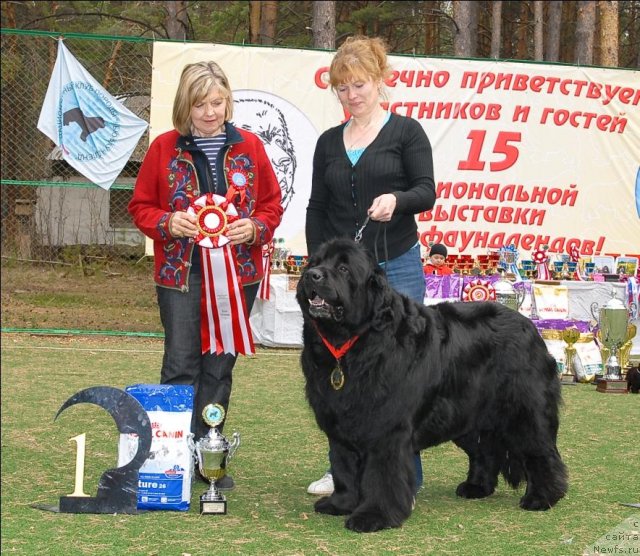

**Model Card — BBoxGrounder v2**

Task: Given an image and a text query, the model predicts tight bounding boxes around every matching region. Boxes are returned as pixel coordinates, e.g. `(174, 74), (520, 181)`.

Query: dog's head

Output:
(296, 238), (392, 332)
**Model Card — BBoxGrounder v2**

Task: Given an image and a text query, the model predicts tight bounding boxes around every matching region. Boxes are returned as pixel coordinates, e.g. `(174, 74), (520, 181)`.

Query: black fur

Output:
(296, 238), (568, 532)
(627, 366), (640, 393)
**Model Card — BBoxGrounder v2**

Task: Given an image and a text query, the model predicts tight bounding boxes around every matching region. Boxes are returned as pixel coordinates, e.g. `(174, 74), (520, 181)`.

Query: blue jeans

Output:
(326, 243), (425, 492)
(157, 270), (259, 440)
(379, 242), (426, 303)
(379, 242), (425, 491)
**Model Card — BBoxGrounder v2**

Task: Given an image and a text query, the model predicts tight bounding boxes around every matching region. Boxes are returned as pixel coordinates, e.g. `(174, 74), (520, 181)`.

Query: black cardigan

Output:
(305, 113), (436, 261)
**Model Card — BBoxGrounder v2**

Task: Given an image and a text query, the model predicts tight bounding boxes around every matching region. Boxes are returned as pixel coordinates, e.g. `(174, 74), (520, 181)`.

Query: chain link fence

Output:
(1, 30), (152, 266)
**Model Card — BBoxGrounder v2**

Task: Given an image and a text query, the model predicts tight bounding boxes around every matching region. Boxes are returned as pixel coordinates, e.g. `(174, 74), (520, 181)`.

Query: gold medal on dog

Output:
(330, 362), (345, 390)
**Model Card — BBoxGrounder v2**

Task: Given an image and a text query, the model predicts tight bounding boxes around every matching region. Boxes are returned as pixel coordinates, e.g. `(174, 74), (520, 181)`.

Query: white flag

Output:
(37, 40), (148, 190)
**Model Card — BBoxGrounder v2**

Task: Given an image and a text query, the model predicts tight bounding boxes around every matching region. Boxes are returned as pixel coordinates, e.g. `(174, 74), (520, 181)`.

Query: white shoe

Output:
(307, 472), (334, 495)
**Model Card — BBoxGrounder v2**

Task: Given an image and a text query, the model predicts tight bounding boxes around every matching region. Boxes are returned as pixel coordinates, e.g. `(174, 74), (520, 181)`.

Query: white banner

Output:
(150, 42), (640, 259)
(37, 39), (148, 190)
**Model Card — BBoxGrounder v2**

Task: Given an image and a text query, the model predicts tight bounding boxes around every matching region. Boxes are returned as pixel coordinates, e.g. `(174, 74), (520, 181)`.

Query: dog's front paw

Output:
(456, 481), (495, 499)
(345, 509), (396, 533)
(314, 496), (351, 515)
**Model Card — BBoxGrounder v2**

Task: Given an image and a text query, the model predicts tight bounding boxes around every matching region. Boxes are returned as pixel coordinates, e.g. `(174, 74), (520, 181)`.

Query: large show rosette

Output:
(532, 246), (552, 280)
(462, 279), (497, 302)
(187, 193), (239, 248)
(188, 194), (254, 356)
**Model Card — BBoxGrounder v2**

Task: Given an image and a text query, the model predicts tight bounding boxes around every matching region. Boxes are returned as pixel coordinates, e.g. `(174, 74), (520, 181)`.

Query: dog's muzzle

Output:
(303, 268), (344, 320)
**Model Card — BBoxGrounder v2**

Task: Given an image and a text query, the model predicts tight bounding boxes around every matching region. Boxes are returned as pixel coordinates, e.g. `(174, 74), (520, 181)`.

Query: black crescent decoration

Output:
(54, 386), (152, 514)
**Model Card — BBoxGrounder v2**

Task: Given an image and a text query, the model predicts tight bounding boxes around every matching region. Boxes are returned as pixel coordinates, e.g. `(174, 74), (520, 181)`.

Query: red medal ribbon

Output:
(258, 241), (274, 300)
(313, 323), (360, 361)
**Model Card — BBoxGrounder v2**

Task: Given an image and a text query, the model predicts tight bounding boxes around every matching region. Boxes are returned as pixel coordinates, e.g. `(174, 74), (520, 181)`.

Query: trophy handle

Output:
(227, 431), (241, 460)
(186, 432), (195, 452)
(516, 285), (526, 310)
(590, 301), (600, 322)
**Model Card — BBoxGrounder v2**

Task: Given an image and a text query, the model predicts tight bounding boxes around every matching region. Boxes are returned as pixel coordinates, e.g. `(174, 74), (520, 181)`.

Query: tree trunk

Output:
(575, 1), (596, 65)
(545, 0), (563, 61)
(453, 1), (478, 57)
(598, 0), (619, 67)
(260, 0), (278, 45)
(312, 1), (335, 49)
(102, 41), (123, 90)
(490, 1), (502, 59)
(516, 1), (529, 59)
(533, 1), (544, 60)
(164, 0), (189, 40)
(249, 1), (261, 44)
(425, 1), (439, 55)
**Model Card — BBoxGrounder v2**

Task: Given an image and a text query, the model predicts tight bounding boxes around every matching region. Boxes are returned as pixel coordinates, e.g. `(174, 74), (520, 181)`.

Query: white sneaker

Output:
(307, 472), (334, 495)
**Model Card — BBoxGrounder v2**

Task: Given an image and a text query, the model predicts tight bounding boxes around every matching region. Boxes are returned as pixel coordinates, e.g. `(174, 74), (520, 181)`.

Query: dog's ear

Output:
(368, 267), (394, 331)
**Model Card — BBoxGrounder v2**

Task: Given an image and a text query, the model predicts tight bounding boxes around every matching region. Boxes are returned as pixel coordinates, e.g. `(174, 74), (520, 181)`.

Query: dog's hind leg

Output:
(454, 432), (501, 499)
(519, 446), (568, 510)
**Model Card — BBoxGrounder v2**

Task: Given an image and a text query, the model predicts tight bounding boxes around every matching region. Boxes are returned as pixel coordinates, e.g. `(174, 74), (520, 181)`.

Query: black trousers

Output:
(157, 270), (259, 440)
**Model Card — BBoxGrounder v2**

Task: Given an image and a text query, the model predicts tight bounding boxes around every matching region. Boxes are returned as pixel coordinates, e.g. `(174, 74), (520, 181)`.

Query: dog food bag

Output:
(573, 337), (603, 382)
(117, 384), (194, 511)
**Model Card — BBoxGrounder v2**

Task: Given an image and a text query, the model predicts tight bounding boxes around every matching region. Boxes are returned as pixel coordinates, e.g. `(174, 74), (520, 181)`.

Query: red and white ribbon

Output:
(188, 194), (254, 356)
(569, 246), (584, 281)
(258, 241), (274, 300)
(532, 248), (551, 280)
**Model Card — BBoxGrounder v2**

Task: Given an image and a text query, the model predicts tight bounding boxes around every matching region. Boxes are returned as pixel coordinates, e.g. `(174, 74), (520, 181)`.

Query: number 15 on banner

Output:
(459, 130), (522, 172)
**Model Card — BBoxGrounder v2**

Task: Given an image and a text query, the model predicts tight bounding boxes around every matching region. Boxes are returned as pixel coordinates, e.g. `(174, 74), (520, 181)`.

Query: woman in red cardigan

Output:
(129, 61), (282, 490)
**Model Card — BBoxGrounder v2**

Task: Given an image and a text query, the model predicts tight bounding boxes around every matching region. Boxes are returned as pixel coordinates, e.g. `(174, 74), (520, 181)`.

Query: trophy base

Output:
(596, 378), (628, 394)
(560, 374), (576, 385)
(200, 496), (227, 515)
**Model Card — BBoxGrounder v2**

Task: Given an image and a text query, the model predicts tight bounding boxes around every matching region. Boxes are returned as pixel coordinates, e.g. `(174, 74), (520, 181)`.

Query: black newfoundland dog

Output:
(296, 238), (568, 533)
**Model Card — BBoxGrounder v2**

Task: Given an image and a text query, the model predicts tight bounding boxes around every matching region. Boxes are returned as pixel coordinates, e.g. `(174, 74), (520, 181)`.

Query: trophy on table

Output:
(561, 326), (580, 385)
(188, 403), (240, 514)
(591, 292), (632, 394)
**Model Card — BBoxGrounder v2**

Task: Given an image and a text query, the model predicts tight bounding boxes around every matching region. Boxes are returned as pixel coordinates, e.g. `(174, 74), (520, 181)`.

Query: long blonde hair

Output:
(172, 61), (234, 136)
(329, 36), (391, 89)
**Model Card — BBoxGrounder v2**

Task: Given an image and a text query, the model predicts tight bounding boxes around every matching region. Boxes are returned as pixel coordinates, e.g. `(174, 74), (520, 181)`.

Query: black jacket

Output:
(306, 113), (436, 261)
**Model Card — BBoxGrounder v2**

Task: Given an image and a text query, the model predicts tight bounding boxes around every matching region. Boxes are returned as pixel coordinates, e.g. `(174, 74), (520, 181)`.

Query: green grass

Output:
(2, 333), (638, 556)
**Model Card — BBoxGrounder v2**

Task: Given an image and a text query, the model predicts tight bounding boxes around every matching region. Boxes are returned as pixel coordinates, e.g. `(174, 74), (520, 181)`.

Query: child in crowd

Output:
(423, 243), (453, 275)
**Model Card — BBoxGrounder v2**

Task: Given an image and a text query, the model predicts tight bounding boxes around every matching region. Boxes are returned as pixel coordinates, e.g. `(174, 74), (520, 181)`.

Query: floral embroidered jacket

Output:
(128, 124), (283, 291)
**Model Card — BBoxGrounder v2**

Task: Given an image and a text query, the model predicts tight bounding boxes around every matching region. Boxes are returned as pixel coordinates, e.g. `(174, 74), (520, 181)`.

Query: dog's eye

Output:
(337, 264), (349, 274)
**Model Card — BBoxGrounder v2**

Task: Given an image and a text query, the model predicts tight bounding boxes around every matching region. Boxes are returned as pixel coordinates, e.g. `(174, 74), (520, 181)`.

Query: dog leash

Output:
(354, 215), (389, 265)
(354, 215), (370, 243)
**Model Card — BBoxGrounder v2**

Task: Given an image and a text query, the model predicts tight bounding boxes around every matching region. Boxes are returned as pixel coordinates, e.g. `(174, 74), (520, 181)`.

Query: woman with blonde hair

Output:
(129, 61), (283, 490)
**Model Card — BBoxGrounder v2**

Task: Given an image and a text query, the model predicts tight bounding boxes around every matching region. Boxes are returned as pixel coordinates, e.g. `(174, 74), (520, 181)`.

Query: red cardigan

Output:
(129, 127), (283, 290)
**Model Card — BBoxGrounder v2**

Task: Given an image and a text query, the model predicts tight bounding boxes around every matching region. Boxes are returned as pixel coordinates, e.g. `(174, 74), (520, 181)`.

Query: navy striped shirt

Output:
(194, 134), (226, 194)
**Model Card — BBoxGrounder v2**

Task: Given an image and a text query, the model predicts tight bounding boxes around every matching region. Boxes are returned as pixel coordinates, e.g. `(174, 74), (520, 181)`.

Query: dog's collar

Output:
(312, 323), (360, 390)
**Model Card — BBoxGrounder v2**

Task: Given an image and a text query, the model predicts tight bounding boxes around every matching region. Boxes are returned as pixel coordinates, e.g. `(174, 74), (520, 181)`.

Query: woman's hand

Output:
(169, 211), (197, 238)
(368, 193), (397, 222)
(227, 218), (256, 245)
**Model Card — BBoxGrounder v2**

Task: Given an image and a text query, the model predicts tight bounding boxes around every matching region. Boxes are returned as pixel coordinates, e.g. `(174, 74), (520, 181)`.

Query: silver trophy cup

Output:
(188, 404), (240, 514)
(591, 292), (630, 381)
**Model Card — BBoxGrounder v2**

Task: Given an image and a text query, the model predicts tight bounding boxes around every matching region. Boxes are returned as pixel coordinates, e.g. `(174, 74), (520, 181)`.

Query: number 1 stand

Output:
(32, 386), (152, 514)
